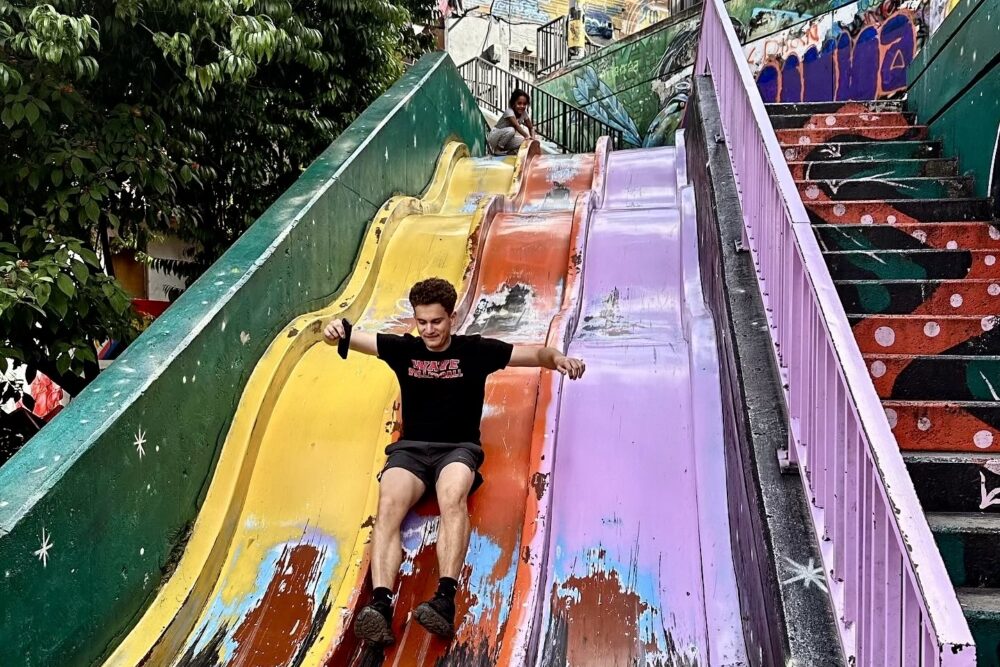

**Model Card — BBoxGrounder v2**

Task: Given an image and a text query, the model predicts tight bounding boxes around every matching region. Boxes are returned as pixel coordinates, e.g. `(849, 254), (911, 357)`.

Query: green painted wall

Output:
(539, 11), (701, 147)
(0, 52), (486, 667)
(908, 0), (1000, 198)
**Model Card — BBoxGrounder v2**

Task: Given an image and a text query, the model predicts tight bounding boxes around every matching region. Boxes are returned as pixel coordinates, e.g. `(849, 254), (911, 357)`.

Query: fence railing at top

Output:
(536, 15), (601, 78)
(457, 58), (627, 154)
(693, 0), (976, 665)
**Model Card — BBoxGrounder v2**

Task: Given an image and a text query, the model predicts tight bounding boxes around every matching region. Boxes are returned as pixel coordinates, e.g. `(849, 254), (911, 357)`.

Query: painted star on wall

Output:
(34, 528), (53, 568)
(133, 428), (147, 459)
(781, 556), (828, 593)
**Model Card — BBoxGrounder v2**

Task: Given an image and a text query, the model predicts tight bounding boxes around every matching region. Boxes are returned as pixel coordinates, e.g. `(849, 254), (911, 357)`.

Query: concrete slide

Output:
(103, 138), (747, 666)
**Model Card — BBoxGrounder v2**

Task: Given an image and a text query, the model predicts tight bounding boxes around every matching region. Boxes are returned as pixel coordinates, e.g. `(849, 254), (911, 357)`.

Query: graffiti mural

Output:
(747, 0), (926, 103)
(484, 0), (675, 34)
(539, 17), (699, 146)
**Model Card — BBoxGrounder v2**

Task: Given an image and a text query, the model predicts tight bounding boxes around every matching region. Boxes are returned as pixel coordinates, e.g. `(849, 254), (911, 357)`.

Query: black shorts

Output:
(379, 440), (485, 495)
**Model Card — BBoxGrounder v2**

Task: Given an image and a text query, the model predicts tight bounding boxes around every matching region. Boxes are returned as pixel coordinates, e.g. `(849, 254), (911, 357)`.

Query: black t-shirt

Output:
(377, 333), (514, 445)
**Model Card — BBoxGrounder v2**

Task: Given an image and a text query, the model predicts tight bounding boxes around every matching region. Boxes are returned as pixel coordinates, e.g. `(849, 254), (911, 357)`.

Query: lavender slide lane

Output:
(533, 147), (747, 666)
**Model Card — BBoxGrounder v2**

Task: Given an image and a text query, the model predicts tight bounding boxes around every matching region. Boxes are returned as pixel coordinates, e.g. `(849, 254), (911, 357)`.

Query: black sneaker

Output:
(354, 599), (395, 645)
(413, 594), (456, 638)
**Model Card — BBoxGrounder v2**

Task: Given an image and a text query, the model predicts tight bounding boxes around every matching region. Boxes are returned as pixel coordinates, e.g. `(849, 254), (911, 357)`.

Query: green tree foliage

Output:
(0, 0), (433, 404)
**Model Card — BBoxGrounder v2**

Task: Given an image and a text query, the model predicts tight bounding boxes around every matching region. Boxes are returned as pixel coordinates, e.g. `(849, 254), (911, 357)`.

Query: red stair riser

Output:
(795, 112), (912, 129)
(885, 403), (1000, 452)
(807, 201), (981, 226)
(777, 125), (928, 145)
(853, 316), (998, 355)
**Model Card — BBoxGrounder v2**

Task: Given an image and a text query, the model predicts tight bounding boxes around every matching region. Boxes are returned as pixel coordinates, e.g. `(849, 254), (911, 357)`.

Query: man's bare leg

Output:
(355, 467), (425, 645)
(434, 462), (475, 578)
(414, 462), (474, 638)
(371, 468), (426, 588)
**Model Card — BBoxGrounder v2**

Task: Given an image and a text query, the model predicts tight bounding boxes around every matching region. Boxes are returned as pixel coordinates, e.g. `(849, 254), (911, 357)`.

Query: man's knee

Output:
(437, 487), (469, 515)
(375, 466), (424, 525)
(436, 463), (474, 514)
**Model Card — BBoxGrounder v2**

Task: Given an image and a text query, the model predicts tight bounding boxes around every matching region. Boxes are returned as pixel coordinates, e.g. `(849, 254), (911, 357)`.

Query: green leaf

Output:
(71, 261), (89, 284)
(71, 156), (84, 177)
(85, 199), (99, 223)
(24, 101), (38, 125)
(55, 352), (71, 376)
(56, 273), (76, 297)
(51, 169), (63, 187)
(109, 289), (130, 314)
(79, 248), (100, 266)
(0, 197), (7, 214)
(48, 289), (68, 319)
(33, 282), (51, 307)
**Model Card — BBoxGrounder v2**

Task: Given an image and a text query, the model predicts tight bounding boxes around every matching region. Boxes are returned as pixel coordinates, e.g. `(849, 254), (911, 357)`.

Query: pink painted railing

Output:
(693, 0), (976, 664)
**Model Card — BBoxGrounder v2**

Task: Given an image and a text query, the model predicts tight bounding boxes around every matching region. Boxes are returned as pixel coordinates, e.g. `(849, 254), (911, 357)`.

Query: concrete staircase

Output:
(769, 99), (1000, 665)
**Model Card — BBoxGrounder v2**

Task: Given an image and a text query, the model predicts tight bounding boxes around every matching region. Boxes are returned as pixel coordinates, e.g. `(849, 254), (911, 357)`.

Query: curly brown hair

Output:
(409, 278), (457, 315)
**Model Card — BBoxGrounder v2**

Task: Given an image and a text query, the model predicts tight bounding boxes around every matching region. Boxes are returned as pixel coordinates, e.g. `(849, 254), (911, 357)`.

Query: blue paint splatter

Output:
(465, 532), (519, 626)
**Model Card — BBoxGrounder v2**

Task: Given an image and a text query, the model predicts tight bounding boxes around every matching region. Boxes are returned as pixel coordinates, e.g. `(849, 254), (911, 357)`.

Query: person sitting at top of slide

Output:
(487, 88), (536, 155)
(323, 277), (585, 644)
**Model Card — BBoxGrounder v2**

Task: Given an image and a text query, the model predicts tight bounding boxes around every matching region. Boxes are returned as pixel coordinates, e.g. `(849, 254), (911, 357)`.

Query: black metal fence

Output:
(537, 16), (568, 78)
(457, 57), (627, 154)
(536, 16), (601, 78)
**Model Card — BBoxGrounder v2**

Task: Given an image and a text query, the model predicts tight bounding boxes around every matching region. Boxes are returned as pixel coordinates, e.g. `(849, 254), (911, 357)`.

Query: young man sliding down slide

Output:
(323, 277), (585, 644)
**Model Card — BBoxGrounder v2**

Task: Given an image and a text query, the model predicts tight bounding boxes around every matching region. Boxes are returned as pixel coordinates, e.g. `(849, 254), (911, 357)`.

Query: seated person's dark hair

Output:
(409, 278), (458, 315)
(508, 89), (530, 108)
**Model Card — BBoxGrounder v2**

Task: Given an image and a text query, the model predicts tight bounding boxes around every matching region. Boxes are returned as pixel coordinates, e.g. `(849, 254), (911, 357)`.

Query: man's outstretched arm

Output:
(323, 317), (378, 355)
(509, 346), (586, 380)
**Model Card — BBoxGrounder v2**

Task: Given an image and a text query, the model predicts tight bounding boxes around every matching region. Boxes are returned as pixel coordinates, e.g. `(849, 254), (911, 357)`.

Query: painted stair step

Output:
(823, 249), (1000, 281)
(807, 198), (992, 224)
(771, 111), (916, 130)
(797, 176), (973, 201)
(861, 353), (1000, 401)
(956, 588), (1000, 666)
(781, 140), (942, 163)
(788, 158), (958, 180)
(850, 316), (1000, 355)
(766, 100), (905, 116)
(929, 513), (1000, 587)
(903, 451), (1000, 513)
(816, 223), (1000, 253)
(777, 125), (928, 145)
(770, 111), (917, 130)
(882, 401), (1000, 453)
(837, 280), (1000, 316)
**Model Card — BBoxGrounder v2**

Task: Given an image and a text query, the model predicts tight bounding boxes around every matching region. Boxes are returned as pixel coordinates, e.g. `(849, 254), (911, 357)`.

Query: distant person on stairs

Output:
(323, 278), (585, 645)
(487, 89), (535, 155)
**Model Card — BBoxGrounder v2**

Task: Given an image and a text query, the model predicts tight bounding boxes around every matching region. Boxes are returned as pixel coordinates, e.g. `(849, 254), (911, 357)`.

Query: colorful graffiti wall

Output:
(482, 0), (673, 34)
(539, 15), (700, 146)
(744, 0), (926, 103)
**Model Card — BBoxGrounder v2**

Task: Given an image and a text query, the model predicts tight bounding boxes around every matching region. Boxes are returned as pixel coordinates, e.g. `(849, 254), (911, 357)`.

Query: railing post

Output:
(474, 60), (480, 104)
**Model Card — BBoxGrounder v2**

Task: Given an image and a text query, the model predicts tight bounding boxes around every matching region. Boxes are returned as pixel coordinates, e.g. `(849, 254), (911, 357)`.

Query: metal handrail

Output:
(694, 0), (976, 663)
(537, 15), (569, 78)
(535, 15), (604, 78)
(457, 57), (627, 153)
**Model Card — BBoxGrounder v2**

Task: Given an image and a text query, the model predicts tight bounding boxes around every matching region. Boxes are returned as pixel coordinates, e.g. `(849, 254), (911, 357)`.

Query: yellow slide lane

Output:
(104, 142), (522, 667)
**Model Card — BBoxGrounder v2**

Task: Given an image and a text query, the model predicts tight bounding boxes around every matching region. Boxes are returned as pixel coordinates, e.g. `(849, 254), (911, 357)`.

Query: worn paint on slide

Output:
(103, 142), (520, 667)
(104, 139), (748, 666)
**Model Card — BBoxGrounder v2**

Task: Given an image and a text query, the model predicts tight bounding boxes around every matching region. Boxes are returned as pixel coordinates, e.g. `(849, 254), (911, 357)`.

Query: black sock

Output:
(372, 586), (393, 606)
(436, 577), (458, 599)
